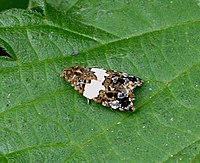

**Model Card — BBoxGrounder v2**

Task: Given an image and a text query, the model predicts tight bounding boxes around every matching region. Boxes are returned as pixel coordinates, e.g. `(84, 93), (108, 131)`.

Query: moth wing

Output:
(104, 70), (143, 91)
(93, 89), (135, 111)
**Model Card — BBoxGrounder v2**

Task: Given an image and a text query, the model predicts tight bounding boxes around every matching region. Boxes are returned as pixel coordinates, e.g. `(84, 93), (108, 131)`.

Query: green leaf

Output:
(0, 0), (29, 12)
(0, 0), (200, 162)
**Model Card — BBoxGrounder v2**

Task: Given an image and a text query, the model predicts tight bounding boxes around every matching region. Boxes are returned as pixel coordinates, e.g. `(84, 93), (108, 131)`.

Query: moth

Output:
(61, 66), (143, 111)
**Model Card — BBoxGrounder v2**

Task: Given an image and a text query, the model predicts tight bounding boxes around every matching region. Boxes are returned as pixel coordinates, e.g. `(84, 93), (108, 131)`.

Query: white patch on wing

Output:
(83, 80), (105, 99)
(91, 68), (109, 82)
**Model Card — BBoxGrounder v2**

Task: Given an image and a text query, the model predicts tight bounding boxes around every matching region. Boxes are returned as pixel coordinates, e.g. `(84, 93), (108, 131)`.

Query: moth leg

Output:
(87, 98), (91, 104)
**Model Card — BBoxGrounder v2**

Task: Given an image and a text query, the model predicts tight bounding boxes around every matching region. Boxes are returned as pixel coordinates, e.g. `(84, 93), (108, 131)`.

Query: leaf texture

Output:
(0, 0), (200, 162)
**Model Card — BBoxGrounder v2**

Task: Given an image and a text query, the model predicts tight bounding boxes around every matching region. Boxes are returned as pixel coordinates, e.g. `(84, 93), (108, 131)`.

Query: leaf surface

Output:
(0, 0), (200, 162)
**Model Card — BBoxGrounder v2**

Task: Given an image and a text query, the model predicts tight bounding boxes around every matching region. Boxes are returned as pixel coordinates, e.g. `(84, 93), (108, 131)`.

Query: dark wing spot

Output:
(107, 92), (113, 98)
(126, 76), (143, 83)
(117, 78), (125, 84)
(126, 76), (137, 82)
(74, 71), (82, 76)
(117, 97), (130, 107)
(107, 92), (118, 98)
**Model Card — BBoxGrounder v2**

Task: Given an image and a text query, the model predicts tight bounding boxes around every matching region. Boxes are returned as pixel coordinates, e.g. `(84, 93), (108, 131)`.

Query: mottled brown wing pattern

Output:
(61, 66), (143, 111)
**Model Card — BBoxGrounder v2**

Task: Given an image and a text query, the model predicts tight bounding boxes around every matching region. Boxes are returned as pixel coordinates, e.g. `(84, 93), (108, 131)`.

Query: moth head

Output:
(61, 66), (83, 81)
